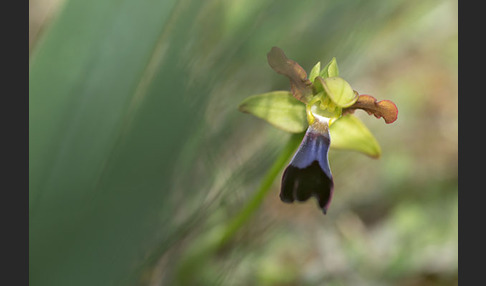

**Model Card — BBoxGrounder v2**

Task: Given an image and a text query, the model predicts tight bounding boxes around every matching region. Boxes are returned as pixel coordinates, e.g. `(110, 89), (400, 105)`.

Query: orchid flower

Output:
(238, 47), (398, 214)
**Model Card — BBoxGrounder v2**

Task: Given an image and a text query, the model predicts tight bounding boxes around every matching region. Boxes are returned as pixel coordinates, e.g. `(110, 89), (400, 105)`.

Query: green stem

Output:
(174, 133), (304, 285)
(218, 132), (303, 246)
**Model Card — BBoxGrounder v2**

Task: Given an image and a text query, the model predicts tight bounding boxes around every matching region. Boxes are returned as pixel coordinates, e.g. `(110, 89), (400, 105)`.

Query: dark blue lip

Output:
(280, 124), (334, 214)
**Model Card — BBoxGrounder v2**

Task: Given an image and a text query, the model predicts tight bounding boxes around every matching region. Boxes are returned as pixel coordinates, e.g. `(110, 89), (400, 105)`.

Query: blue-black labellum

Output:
(280, 119), (334, 214)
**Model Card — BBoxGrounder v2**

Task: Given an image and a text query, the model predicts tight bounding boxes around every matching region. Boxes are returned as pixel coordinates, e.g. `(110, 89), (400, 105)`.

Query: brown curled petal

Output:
(342, 94), (398, 124)
(267, 47), (313, 103)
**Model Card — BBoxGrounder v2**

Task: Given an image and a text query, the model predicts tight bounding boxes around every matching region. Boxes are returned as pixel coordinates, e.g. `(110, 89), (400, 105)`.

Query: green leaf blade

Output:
(329, 114), (381, 158)
(238, 91), (307, 133)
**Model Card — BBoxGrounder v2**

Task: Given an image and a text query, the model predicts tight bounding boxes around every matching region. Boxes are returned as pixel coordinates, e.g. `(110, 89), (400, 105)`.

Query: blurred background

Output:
(29, 0), (457, 285)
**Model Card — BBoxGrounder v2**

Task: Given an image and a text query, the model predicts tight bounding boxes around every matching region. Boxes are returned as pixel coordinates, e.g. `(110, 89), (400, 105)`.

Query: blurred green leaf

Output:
(329, 114), (381, 158)
(238, 91), (307, 133)
(29, 0), (215, 285)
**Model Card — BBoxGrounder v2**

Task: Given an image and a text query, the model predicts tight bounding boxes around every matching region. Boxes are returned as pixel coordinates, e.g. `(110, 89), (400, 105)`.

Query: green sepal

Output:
(320, 57), (339, 78)
(321, 76), (358, 107)
(329, 114), (381, 158)
(238, 91), (307, 133)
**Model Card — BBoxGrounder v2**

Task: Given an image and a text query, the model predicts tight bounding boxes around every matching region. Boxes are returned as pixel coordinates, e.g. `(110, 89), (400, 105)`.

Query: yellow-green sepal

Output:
(238, 91), (307, 133)
(329, 114), (382, 158)
(316, 76), (358, 108)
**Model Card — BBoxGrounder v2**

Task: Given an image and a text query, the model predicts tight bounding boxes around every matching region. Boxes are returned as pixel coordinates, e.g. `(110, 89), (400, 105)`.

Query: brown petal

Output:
(342, 94), (398, 124)
(267, 47), (313, 103)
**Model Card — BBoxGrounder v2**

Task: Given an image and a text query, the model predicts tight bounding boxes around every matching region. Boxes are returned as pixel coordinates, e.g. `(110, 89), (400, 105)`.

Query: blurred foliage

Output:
(29, 0), (457, 285)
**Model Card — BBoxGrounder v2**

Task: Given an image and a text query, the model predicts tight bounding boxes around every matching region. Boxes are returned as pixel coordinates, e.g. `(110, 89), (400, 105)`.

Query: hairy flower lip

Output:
(280, 116), (334, 214)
